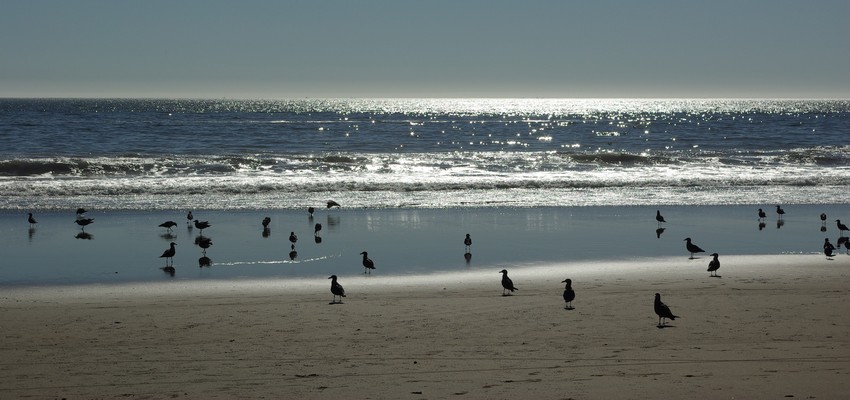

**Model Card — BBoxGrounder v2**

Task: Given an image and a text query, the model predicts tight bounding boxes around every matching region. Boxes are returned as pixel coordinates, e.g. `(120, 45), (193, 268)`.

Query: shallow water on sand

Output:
(1, 204), (847, 286)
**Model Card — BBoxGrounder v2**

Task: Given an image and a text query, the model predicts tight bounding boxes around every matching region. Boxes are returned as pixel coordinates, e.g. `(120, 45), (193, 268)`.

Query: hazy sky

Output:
(2, 0), (849, 98)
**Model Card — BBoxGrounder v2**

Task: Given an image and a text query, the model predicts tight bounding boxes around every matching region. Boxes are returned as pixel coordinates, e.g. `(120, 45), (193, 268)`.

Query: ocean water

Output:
(1, 98), (849, 210)
(1, 98), (849, 286)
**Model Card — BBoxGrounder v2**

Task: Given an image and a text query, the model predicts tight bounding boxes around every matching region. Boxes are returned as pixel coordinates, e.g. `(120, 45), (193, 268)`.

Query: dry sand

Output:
(1, 254), (849, 399)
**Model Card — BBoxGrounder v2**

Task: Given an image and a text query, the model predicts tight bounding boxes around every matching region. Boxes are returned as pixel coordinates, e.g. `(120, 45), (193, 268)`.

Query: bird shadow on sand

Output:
(656, 324), (676, 329)
(564, 306), (575, 311)
(328, 301), (344, 305)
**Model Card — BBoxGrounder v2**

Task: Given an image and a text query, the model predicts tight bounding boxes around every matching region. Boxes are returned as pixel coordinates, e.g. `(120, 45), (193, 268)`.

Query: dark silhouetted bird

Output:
(314, 223), (322, 236)
(159, 221), (177, 232)
(28, 213), (37, 227)
(328, 275), (346, 304)
(836, 220), (848, 236)
(75, 218), (94, 230)
(262, 217), (271, 229)
(684, 237), (705, 259)
(186, 211), (193, 224)
(76, 208), (87, 217)
(308, 206), (315, 217)
(776, 205), (785, 219)
(327, 200), (341, 209)
(289, 232), (298, 245)
(654, 293), (679, 327)
(195, 236), (213, 255)
(193, 220), (211, 233)
(821, 213), (828, 227)
(707, 253), (720, 277)
(160, 242), (176, 265)
(656, 210), (666, 227)
(499, 269), (518, 296)
(464, 233), (472, 252)
(824, 238), (836, 258)
(758, 208), (766, 221)
(562, 278), (575, 309)
(360, 251), (375, 274)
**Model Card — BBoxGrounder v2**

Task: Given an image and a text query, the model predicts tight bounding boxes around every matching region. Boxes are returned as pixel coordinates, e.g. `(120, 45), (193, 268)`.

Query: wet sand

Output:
(1, 254), (849, 399)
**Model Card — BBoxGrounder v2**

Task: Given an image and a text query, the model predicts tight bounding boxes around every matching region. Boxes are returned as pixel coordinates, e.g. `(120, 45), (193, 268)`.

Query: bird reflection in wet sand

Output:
(289, 245), (298, 260)
(655, 227), (665, 238)
(199, 256), (212, 268)
(75, 232), (93, 240)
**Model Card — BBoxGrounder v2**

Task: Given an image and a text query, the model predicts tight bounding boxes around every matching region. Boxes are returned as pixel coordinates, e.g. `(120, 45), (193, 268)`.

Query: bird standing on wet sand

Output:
(28, 213), (37, 227)
(562, 278), (575, 309)
(655, 210), (666, 227)
(360, 251), (375, 274)
(464, 234), (472, 252)
(824, 238), (836, 258)
(76, 208), (87, 217)
(684, 237), (705, 259)
(160, 242), (176, 266)
(186, 211), (193, 224)
(195, 236), (213, 255)
(821, 213), (828, 226)
(327, 200), (341, 209)
(314, 223), (322, 236)
(308, 207), (315, 217)
(758, 208), (767, 221)
(654, 293), (679, 327)
(75, 218), (94, 230)
(776, 205), (785, 219)
(262, 217), (271, 229)
(193, 220), (211, 233)
(499, 269), (518, 296)
(836, 220), (849, 236)
(159, 221), (177, 232)
(328, 275), (346, 304)
(707, 253), (720, 277)
(289, 232), (298, 245)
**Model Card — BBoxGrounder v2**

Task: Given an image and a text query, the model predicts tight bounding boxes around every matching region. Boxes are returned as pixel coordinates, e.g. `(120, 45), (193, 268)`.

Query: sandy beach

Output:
(1, 254), (848, 399)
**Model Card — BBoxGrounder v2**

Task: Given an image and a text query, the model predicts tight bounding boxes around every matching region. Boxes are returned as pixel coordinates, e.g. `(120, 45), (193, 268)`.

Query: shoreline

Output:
(1, 254), (849, 398)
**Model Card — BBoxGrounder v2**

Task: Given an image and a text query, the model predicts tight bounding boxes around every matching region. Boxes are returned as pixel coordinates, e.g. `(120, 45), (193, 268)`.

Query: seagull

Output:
(327, 200), (341, 209)
(262, 217), (271, 229)
(328, 275), (346, 304)
(776, 205), (785, 219)
(684, 237), (705, 259)
(836, 220), (849, 236)
(464, 234), (472, 252)
(75, 208), (87, 217)
(195, 236), (213, 255)
(314, 223), (322, 236)
(75, 218), (94, 230)
(289, 232), (298, 245)
(308, 207), (315, 217)
(160, 242), (176, 265)
(757, 208), (767, 221)
(499, 269), (518, 296)
(824, 238), (836, 258)
(193, 220), (211, 233)
(562, 278), (575, 309)
(821, 213), (828, 227)
(159, 221), (177, 232)
(655, 210), (666, 227)
(654, 293), (679, 327)
(28, 213), (37, 227)
(186, 211), (194, 224)
(707, 253), (720, 277)
(360, 251), (375, 274)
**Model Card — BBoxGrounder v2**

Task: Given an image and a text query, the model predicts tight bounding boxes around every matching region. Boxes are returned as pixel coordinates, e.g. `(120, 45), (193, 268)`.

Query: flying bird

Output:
(499, 269), (518, 296)
(360, 251), (375, 274)
(654, 293), (679, 327)
(707, 253), (720, 277)
(561, 278), (575, 309)
(328, 275), (346, 304)
(684, 237), (705, 259)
